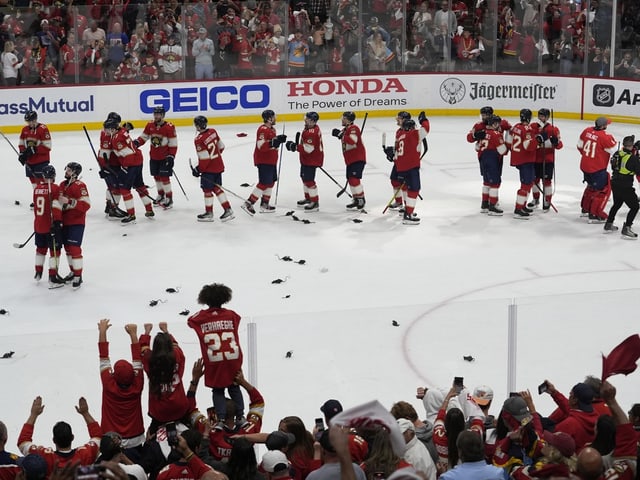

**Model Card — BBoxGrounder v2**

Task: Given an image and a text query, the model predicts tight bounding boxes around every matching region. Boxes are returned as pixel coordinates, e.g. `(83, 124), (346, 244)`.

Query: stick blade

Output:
(13, 243), (24, 248)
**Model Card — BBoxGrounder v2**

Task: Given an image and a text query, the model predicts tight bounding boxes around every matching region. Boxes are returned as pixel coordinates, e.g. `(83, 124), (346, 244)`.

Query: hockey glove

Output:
(332, 128), (343, 139)
(535, 134), (545, 145)
(270, 138), (282, 148)
(384, 146), (395, 162)
(18, 152), (27, 165)
(98, 168), (110, 179)
(418, 111), (428, 124)
(285, 141), (298, 152)
(191, 166), (201, 177)
(165, 155), (175, 170)
(473, 130), (486, 141)
(50, 220), (63, 240)
(25, 145), (37, 158)
(549, 135), (559, 146)
(275, 134), (287, 143)
(120, 166), (129, 175)
(133, 139), (140, 148)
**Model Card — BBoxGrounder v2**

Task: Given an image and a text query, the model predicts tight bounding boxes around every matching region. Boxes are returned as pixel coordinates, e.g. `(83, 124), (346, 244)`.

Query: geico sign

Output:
(287, 78), (408, 96)
(139, 85), (270, 113)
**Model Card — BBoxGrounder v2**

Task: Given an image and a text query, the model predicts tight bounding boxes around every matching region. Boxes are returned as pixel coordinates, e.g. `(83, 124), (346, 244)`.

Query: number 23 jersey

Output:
(188, 308), (243, 388)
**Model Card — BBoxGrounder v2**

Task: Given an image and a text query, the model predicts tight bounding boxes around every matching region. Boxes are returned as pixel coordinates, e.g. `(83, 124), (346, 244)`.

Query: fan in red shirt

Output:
(140, 322), (192, 432)
(19, 111), (52, 188)
(58, 162), (90, 289)
(32, 165), (65, 288)
(97, 320), (145, 461)
(285, 111), (324, 212)
(17, 396), (102, 476)
(577, 116), (618, 222)
(242, 109), (287, 215)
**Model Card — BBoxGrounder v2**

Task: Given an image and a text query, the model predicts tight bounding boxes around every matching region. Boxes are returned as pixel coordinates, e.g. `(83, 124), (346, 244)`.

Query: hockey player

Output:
(477, 115), (509, 215)
(384, 111), (430, 225)
(333, 111), (366, 210)
(286, 111), (324, 212)
(467, 106), (511, 212)
(577, 117), (617, 223)
(58, 162), (91, 289)
(528, 108), (563, 211)
(242, 109), (287, 215)
(191, 116), (234, 223)
(507, 109), (538, 219)
(107, 121), (155, 224)
(32, 165), (65, 288)
(187, 283), (245, 426)
(386, 111), (412, 211)
(134, 106), (178, 209)
(604, 135), (640, 238)
(19, 111), (52, 189)
(98, 113), (126, 220)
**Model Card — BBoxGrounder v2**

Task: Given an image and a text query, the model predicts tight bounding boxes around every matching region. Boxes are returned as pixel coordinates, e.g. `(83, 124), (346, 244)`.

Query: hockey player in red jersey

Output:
(529, 108), (563, 211)
(134, 106), (178, 209)
(467, 106), (512, 212)
(384, 111), (430, 225)
(577, 117), (617, 223)
(477, 115), (509, 215)
(18, 111), (52, 188)
(286, 111), (324, 212)
(98, 320), (145, 460)
(333, 111), (366, 211)
(242, 109), (287, 215)
(191, 116), (234, 223)
(188, 283), (244, 426)
(58, 162), (90, 289)
(32, 165), (65, 289)
(17, 396), (102, 475)
(507, 109), (538, 219)
(107, 121), (155, 225)
(98, 113), (126, 220)
(386, 111), (412, 211)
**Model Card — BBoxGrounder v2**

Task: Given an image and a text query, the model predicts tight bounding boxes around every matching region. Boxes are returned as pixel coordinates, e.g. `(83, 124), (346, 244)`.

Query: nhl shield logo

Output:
(593, 84), (614, 107)
(439, 78), (466, 104)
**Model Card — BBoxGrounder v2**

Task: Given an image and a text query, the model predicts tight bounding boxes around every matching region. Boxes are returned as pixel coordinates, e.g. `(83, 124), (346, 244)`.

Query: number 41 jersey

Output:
(188, 308), (243, 388)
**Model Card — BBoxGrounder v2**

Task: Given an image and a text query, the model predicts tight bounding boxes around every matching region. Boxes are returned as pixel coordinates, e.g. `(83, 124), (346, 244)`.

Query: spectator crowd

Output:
(1, 0), (640, 86)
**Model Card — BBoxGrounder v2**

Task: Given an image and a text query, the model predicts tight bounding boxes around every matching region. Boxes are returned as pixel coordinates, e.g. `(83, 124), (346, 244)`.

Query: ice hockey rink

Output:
(0, 115), (638, 446)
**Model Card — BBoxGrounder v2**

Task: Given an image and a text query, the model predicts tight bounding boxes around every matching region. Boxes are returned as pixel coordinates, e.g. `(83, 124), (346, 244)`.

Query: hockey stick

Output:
(534, 182), (558, 212)
(172, 169), (188, 201)
(46, 178), (60, 273)
(82, 126), (127, 215)
(382, 182), (405, 214)
(0, 130), (20, 155)
(13, 231), (35, 249)
(320, 167), (352, 198)
(274, 124), (286, 207)
(337, 112), (368, 198)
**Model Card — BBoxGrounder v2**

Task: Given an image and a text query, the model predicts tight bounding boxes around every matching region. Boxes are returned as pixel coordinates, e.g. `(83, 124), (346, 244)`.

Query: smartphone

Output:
(166, 421), (178, 447)
(453, 377), (464, 394)
(314, 418), (325, 440)
(509, 392), (521, 397)
(75, 466), (101, 480)
(538, 381), (548, 395)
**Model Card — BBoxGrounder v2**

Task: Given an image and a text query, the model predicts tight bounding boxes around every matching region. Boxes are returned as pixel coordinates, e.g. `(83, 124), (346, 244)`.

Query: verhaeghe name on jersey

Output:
(200, 320), (235, 333)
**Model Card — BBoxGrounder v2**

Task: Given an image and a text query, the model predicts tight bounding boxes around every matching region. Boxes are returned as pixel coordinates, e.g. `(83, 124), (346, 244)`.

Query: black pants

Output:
(606, 184), (639, 227)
